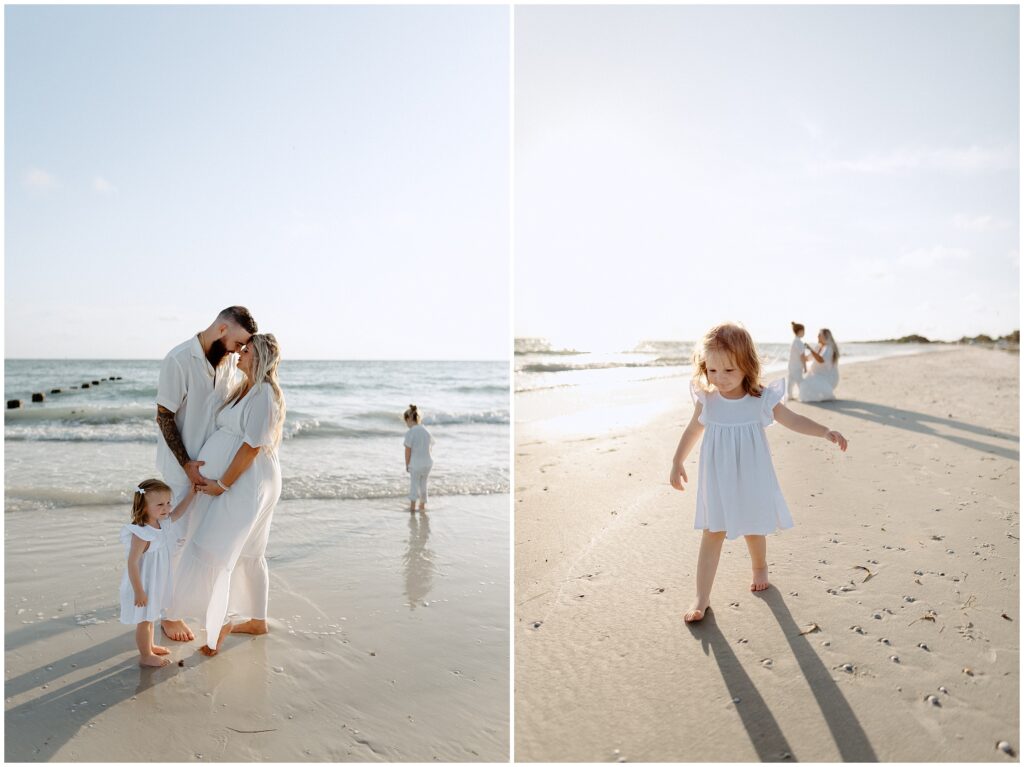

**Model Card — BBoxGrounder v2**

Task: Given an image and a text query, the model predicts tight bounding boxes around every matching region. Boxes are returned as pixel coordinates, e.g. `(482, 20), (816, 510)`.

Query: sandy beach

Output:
(514, 347), (1018, 762)
(6, 494), (509, 762)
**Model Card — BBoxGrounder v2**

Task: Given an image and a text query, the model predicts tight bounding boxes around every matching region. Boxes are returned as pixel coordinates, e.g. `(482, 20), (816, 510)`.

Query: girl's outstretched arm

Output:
(773, 403), (848, 451)
(669, 404), (705, 491)
(127, 535), (149, 606)
(170, 488), (197, 522)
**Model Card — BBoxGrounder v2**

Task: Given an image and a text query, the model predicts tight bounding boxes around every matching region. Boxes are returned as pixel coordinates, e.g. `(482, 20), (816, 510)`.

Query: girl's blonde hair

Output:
(820, 328), (840, 363)
(222, 333), (286, 448)
(404, 404), (421, 424)
(130, 478), (172, 526)
(692, 322), (764, 397)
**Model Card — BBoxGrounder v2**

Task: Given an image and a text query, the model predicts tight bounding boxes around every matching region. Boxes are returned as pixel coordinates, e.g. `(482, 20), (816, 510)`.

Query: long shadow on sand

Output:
(4, 631), (246, 762)
(688, 608), (796, 762)
(801, 399), (1018, 461)
(756, 589), (878, 762)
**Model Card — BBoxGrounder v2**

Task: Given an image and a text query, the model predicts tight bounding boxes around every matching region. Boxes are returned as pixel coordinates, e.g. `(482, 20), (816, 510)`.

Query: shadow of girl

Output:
(687, 608), (796, 762)
(756, 588), (879, 762)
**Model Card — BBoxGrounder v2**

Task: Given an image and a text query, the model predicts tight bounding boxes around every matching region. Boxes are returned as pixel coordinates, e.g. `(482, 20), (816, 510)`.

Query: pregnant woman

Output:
(798, 328), (840, 402)
(170, 333), (285, 656)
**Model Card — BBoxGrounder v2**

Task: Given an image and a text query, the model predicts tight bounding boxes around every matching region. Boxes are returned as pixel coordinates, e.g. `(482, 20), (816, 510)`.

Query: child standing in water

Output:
(403, 404), (435, 512)
(120, 478), (195, 666)
(669, 323), (847, 622)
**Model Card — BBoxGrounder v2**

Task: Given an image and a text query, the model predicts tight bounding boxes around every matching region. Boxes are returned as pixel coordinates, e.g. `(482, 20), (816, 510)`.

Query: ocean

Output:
(5, 359), (509, 513)
(515, 338), (942, 393)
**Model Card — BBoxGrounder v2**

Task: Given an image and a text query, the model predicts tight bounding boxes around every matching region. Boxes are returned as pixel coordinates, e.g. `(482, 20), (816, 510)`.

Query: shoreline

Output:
(514, 347), (1018, 761)
(6, 494), (510, 762)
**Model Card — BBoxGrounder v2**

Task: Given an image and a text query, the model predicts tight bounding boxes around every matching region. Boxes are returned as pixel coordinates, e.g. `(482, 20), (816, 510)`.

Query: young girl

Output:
(120, 478), (194, 666)
(403, 404), (435, 512)
(787, 321), (806, 400)
(669, 323), (848, 622)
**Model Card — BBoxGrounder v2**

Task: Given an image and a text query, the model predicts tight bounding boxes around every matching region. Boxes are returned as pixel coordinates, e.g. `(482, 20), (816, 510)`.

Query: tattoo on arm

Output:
(157, 405), (191, 467)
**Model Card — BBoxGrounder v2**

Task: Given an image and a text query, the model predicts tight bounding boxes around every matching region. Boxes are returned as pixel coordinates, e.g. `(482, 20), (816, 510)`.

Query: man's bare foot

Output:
(152, 645), (170, 655)
(231, 619), (269, 635)
(161, 619), (195, 642)
(140, 654), (171, 668)
(684, 601), (711, 622)
(751, 566), (771, 592)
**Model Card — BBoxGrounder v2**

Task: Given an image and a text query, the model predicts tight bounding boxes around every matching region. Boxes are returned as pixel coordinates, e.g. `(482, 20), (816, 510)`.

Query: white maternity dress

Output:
(798, 345), (839, 402)
(691, 378), (793, 539)
(170, 385), (282, 649)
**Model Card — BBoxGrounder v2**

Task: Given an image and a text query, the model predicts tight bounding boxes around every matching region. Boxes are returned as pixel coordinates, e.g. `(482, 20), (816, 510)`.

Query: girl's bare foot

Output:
(684, 600), (711, 622)
(418, 504), (426, 512)
(161, 619), (195, 642)
(140, 654), (171, 668)
(199, 621), (234, 656)
(231, 619), (269, 635)
(152, 645), (170, 655)
(751, 566), (770, 592)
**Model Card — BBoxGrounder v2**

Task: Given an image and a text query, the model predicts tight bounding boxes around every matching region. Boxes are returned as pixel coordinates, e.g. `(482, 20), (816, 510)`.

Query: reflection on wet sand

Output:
(403, 512), (438, 609)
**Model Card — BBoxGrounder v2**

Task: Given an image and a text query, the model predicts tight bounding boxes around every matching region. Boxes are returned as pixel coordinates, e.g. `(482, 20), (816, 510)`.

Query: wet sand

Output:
(515, 347), (1018, 762)
(6, 494), (509, 762)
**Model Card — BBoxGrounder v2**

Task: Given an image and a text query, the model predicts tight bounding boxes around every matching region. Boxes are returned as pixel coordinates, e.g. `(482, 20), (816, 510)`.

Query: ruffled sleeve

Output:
(689, 380), (708, 425)
(242, 386), (280, 449)
(689, 380), (706, 406)
(120, 523), (160, 548)
(761, 378), (786, 426)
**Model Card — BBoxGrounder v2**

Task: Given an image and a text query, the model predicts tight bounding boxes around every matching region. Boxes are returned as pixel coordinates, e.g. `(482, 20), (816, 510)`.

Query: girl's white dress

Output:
(798, 345), (839, 402)
(119, 520), (178, 624)
(170, 385), (282, 649)
(691, 378), (793, 539)
(404, 424), (435, 502)
(787, 336), (805, 400)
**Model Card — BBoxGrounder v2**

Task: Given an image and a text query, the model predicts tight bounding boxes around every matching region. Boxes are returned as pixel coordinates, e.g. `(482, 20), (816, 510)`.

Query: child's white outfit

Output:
(119, 520), (178, 624)
(691, 378), (793, 539)
(404, 424), (435, 502)
(787, 336), (805, 400)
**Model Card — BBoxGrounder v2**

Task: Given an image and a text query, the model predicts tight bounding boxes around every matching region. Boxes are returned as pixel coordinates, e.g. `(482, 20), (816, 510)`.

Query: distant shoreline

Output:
(515, 332), (1020, 355)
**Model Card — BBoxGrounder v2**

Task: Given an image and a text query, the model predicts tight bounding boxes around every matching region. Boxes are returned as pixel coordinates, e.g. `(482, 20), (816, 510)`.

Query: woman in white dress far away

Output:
(798, 328), (841, 403)
(170, 333), (285, 655)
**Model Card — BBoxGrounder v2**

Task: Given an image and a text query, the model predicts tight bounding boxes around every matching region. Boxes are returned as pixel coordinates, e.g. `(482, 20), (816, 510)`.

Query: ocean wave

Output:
(356, 409), (510, 426)
(284, 420), (397, 440)
(5, 475), (510, 511)
(519, 359), (688, 374)
(3, 404), (154, 424)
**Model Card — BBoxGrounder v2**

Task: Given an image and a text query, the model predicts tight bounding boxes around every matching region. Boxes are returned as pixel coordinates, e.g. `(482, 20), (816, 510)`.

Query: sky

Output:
(6, 5), (509, 360)
(515, 5), (1019, 350)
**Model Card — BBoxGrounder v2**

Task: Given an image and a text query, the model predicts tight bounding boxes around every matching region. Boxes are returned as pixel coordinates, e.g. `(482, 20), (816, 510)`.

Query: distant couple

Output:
(155, 306), (286, 655)
(788, 322), (840, 402)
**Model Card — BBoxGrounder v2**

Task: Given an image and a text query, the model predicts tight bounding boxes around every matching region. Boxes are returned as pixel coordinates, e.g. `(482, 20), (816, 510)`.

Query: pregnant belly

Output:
(197, 430), (242, 479)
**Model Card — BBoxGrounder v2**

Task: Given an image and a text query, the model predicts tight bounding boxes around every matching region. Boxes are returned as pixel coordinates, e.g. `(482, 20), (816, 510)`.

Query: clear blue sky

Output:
(515, 5), (1019, 350)
(6, 5), (509, 359)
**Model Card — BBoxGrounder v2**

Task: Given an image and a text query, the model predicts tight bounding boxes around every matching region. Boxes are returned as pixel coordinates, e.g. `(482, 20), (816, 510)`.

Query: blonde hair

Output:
(820, 328), (840, 363)
(130, 478), (172, 526)
(222, 333), (286, 448)
(404, 404), (421, 424)
(692, 322), (764, 398)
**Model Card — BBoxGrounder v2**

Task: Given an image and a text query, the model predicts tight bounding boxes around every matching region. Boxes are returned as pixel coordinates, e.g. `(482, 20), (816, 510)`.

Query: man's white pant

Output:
(409, 466), (431, 503)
